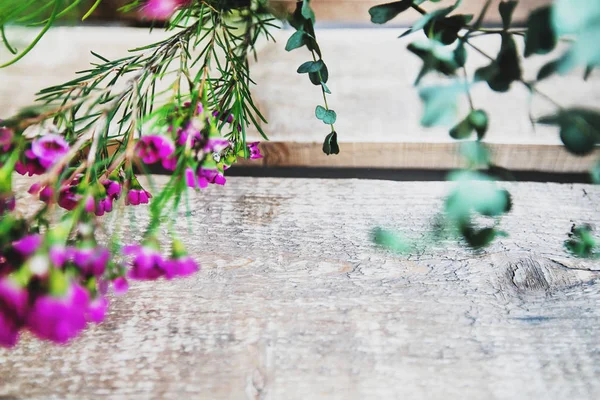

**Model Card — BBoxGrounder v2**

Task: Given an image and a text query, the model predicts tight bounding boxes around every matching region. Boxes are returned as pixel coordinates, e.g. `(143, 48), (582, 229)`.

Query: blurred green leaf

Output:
(538, 108), (600, 155)
(454, 40), (467, 67)
(400, 0), (462, 39)
(552, 0), (600, 71)
(584, 66), (594, 80)
(565, 224), (597, 257)
(475, 33), (521, 92)
(418, 83), (464, 127)
(460, 225), (502, 248)
(408, 39), (458, 85)
(536, 58), (562, 81)
(315, 105), (327, 120)
(499, 1), (518, 30)
(451, 110), (489, 140)
(368, 0), (416, 24)
(372, 228), (412, 253)
(446, 170), (512, 220)
(524, 6), (556, 57)
(460, 140), (491, 166)
(424, 14), (473, 45)
(322, 131), (339, 155)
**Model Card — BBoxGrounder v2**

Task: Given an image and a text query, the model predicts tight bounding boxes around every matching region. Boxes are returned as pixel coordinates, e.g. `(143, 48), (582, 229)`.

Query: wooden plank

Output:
(1, 27), (598, 172)
(1, 176), (599, 398)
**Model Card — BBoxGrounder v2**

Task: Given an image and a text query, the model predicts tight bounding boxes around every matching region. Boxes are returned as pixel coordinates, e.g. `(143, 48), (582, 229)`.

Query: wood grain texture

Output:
(1, 27), (599, 172)
(1, 176), (600, 399)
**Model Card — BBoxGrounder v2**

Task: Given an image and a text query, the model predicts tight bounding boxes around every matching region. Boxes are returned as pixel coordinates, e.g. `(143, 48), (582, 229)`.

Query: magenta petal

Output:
(12, 235), (42, 257)
(87, 297), (108, 323)
(113, 277), (129, 295)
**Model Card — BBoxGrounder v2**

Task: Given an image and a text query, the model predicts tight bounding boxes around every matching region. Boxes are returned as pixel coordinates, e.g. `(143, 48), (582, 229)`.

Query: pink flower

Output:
(113, 277), (129, 295)
(176, 123), (201, 146)
(0, 279), (28, 348)
(163, 256), (199, 279)
(94, 197), (113, 216)
(135, 135), (175, 165)
(0, 127), (13, 152)
(247, 142), (262, 159)
(123, 245), (166, 280)
(103, 179), (122, 200)
(87, 296), (108, 324)
(185, 167), (208, 189)
(212, 110), (234, 124)
(143, 0), (187, 20)
(69, 247), (110, 277)
(30, 134), (69, 169)
(199, 168), (226, 185)
(126, 188), (152, 206)
(204, 138), (230, 153)
(12, 234), (42, 257)
(26, 284), (90, 344)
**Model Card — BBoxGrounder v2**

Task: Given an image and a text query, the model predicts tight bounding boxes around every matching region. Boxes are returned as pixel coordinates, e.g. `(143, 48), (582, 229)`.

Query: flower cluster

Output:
(0, 98), (263, 348)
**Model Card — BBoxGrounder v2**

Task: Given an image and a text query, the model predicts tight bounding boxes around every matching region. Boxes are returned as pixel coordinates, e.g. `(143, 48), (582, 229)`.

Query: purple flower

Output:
(14, 157), (46, 176)
(204, 138), (230, 153)
(30, 134), (69, 169)
(87, 296), (108, 324)
(164, 256), (199, 279)
(135, 135), (175, 165)
(176, 122), (201, 146)
(103, 179), (122, 200)
(0, 127), (13, 152)
(212, 110), (234, 124)
(26, 284), (90, 344)
(0, 279), (28, 348)
(69, 247), (110, 276)
(49, 246), (68, 267)
(143, 0), (186, 20)
(113, 277), (129, 295)
(162, 155), (177, 171)
(126, 188), (152, 206)
(12, 234), (42, 257)
(185, 167), (208, 189)
(247, 142), (263, 159)
(94, 197), (113, 216)
(123, 245), (166, 280)
(199, 168), (226, 185)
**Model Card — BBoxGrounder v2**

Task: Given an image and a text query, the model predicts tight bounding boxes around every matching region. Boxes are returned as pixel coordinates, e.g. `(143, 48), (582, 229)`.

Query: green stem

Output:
(0, 0), (60, 68)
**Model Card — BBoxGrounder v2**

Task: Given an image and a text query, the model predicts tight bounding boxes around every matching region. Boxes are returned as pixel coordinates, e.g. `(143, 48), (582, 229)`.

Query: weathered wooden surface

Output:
(1, 176), (600, 399)
(1, 27), (599, 172)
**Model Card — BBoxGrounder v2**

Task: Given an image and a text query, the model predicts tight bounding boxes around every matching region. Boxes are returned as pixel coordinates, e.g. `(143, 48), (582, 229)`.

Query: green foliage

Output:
(369, 0), (418, 25)
(372, 228), (412, 253)
(538, 109), (600, 155)
(287, 0), (338, 154)
(322, 131), (339, 155)
(450, 110), (488, 140)
(565, 224), (598, 257)
(407, 39), (458, 85)
(552, 0), (600, 71)
(418, 83), (464, 127)
(400, 0), (462, 39)
(315, 106), (336, 124)
(475, 33), (521, 92)
(524, 7), (556, 57)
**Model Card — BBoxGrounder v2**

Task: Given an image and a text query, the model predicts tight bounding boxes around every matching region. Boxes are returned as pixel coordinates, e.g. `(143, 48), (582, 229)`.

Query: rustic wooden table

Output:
(1, 176), (599, 399)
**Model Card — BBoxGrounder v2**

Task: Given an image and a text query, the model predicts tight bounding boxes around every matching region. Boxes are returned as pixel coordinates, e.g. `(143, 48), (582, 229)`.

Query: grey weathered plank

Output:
(1, 176), (599, 399)
(1, 27), (598, 172)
